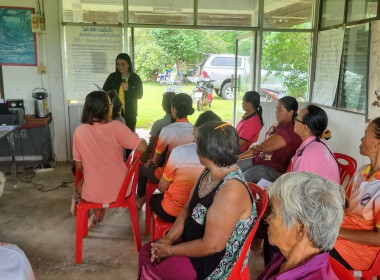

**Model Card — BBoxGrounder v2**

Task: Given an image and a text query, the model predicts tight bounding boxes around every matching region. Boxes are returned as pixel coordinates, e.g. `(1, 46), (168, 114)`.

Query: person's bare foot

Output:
(94, 208), (105, 223)
(135, 195), (145, 209)
(88, 213), (97, 230)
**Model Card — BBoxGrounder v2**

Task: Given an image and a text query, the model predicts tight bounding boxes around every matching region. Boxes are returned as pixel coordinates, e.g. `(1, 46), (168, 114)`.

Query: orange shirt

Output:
(161, 143), (204, 217)
(334, 164), (380, 270)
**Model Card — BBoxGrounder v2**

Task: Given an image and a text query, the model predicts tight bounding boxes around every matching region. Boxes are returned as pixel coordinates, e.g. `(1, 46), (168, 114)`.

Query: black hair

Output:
(196, 121), (240, 167)
(171, 93), (195, 119)
(302, 105), (328, 138)
(81, 91), (110, 124)
(279, 96), (298, 120)
(371, 117), (380, 139)
(244, 91), (264, 126)
(194, 111), (222, 128)
(106, 90), (123, 120)
(162, 92), (175, 114)
(115, 53), (133, 74)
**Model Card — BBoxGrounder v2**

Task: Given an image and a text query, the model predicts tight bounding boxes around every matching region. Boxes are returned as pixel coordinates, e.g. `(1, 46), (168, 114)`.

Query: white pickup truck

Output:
(200, 54), (249, 100)
(199, 54), (286, 101)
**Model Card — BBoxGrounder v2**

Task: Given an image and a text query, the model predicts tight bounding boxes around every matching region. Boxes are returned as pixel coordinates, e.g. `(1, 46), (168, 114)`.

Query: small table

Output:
(0, 125), (18, 187)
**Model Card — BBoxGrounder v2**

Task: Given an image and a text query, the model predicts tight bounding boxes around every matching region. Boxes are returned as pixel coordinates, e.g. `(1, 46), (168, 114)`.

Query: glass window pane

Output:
(62, 0), (123, 24)
(264, 0), (312, 29)
(261, 32), (311, 101)
(336, 24), (369, 112)
(321, 0), (345, 27)
(347, 0), (378, 22)
(198, 0), (258, 27)
(128, 0), (194, 25)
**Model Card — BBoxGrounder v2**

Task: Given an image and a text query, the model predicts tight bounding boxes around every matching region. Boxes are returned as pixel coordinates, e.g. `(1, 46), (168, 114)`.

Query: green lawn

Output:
(136, 82), (234, 129)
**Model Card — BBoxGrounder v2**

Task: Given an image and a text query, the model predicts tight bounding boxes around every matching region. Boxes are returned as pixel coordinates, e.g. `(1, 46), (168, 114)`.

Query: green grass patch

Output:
(136, 82), (234, 129)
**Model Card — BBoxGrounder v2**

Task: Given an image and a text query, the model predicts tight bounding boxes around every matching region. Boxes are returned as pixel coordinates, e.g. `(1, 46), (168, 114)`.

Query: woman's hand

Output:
(150, 241), (173, 262)
(144, 159), (154, 167)
(121, 81), (129, 91)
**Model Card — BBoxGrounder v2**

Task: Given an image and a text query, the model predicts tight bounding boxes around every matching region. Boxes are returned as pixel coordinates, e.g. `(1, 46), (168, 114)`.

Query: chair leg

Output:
(145, 182), (156, 235)
(75, 206), (87, 264)
(241, 265), (250, 279)
(127, 198), (142, 252)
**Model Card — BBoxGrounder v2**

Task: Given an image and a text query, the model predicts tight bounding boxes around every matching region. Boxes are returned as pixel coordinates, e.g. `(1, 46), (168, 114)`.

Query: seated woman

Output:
(150, 111), (222, 223)
(236, 91), (264, 153)
(238, 96), (301, 183)
(257, 172), (344, 280)
(331, 117), (380, 271)
(138, 121), (257, 280)
(140, 91), (175, 163)
(136, 93), (195, 208)
(72, 91), (147, 227)
(291, 104), (340, 184)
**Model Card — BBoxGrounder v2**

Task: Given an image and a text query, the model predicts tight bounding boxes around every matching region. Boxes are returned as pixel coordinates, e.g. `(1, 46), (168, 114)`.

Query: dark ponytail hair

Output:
(302, 105), (329, 139)
(244, 91), (264, 126)
(279, 96), (298, 121)
(171, 93), (195, 119)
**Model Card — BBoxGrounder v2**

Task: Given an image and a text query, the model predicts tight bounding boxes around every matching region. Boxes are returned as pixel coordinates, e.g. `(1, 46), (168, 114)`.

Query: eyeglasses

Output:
(295, 118), (307, 125)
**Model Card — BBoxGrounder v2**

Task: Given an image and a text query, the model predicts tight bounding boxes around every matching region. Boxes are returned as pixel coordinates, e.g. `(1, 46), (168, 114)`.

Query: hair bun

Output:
(321, 128), (331, 140)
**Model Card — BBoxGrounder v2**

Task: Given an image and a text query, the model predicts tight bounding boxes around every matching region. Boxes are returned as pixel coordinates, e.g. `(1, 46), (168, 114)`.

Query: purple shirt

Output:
(290, 136), (340, 184)
(256, 252), (338, 280)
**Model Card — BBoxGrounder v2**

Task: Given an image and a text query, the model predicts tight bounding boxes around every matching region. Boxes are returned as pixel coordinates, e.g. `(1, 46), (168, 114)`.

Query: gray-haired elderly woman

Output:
(256, 172), (344, 280)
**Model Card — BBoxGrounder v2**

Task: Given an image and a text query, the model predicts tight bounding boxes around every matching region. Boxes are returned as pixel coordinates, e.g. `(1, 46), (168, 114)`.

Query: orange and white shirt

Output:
(155, 118), (194, 157)
(161, 143), (204, 217)
(335, 164), (380, 270)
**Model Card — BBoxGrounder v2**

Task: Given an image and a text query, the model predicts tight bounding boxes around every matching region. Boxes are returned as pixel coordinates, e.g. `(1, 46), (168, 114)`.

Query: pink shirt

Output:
(290, 136), (340, 184)
(236, 113), (263, 152)
(73, 121), (141, 203)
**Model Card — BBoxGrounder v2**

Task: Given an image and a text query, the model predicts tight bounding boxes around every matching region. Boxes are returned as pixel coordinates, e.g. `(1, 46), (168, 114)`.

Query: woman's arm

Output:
(339, 227), (380, 247)
(250, 134), (286, 153)
(135, 139), (147, 153)
(128, 74), (143, 99)
(238, 148), (255, 160)
(239, 138), (248, 148)
(152, 180), (251, 258)
(158, 177), (172, 192)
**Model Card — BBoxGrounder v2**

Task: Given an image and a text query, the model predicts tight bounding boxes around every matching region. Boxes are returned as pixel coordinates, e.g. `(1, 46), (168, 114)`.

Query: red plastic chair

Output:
(352, 251), (380, 280)
(329, 257), (356, 280)
(75, 151), (142, 264)
(334, 153), (357, 190)
(151, 214), (173, 240)
(145, 181), (158, 235)
(227, 182), (268, 280)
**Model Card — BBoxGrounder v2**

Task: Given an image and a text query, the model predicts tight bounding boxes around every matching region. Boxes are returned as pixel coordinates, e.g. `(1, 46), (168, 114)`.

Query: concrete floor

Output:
(0, 161), (265, 280)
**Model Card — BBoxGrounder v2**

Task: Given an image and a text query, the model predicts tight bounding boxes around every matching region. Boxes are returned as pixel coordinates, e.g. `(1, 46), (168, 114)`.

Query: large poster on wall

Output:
(65, 26), (123, 101)
(312, 28), (344, 106)
(368, 21), (380, 121)
(0, 7), (37, 66)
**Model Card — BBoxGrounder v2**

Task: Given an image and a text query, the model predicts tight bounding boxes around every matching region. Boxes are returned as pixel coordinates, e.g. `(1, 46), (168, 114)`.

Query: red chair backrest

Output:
(115, 150), (141, 204)
(228, 182), (268, 279)
(334, 153), (357, 190)
(329, 257), (356, 280)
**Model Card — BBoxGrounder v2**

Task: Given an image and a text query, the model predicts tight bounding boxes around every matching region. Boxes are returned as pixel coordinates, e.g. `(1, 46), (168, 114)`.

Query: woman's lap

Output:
(138, 241), (196, 280)
(237, 158), (281, 183)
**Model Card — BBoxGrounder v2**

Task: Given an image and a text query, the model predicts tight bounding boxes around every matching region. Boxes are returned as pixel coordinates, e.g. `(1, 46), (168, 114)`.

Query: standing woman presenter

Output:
(103, 53), (143, 132)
